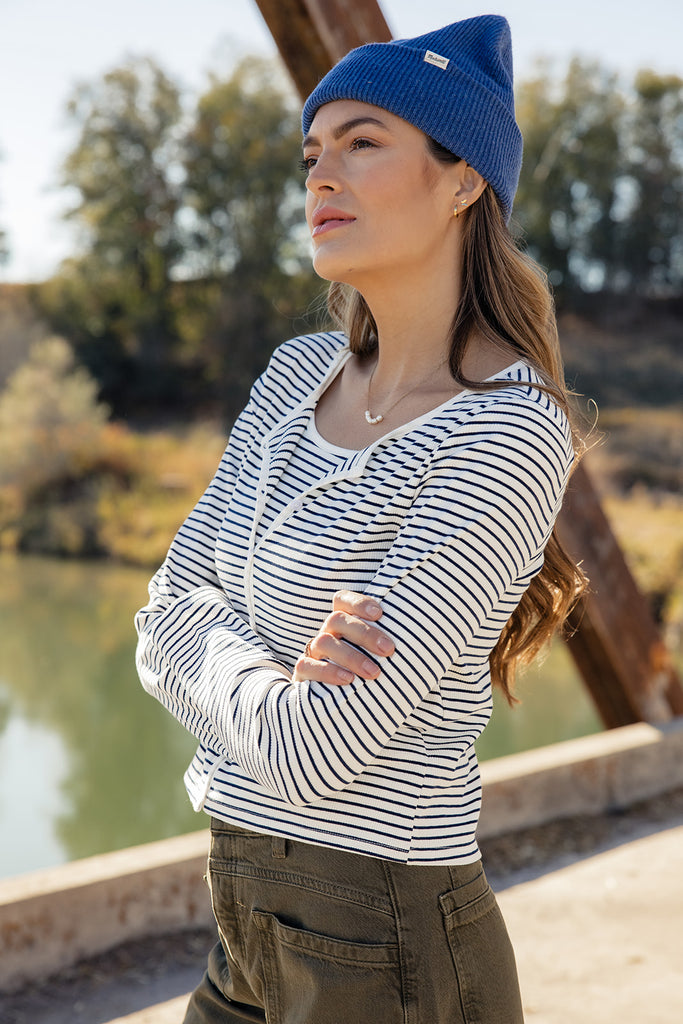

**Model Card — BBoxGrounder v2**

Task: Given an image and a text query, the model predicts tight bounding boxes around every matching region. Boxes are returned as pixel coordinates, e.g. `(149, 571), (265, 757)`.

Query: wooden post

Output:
(253, 0), (392, 98)
(556, 463), (683, 727)
(254, 0), (683, 728)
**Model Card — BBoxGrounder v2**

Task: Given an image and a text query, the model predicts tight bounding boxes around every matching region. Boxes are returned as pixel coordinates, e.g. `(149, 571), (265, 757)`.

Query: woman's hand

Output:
(292, 590), (395, 686)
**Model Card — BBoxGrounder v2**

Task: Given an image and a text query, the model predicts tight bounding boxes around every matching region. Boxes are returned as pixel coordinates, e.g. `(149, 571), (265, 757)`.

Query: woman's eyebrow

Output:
(302, 116), (391, 149)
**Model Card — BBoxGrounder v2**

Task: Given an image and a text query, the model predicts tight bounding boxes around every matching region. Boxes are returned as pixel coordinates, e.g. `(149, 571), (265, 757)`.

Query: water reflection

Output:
(0, 554), (200, 877)
(0, 711), (69, 874)
(0, 554), (602, 879)
(476, 641), (602, 762)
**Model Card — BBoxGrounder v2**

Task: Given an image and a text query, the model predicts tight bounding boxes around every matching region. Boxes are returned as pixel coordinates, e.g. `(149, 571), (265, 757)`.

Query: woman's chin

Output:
(311, 252), (362, 286)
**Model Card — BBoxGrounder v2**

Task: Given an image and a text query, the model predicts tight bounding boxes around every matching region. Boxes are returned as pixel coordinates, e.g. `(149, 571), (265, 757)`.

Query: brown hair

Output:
(326, 140), (587, 704)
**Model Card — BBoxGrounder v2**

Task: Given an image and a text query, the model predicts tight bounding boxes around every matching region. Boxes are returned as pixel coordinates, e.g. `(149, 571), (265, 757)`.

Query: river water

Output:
(0, 554), (601, 879)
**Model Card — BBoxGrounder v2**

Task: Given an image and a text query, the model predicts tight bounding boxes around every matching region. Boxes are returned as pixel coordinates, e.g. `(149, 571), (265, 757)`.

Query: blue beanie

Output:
(302, 15), (522, 222)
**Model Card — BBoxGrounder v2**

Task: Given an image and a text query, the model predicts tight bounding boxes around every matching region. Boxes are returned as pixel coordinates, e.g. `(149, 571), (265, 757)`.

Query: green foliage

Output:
(0, 335), (225, 560)
(0, 283), (51, 388)
(516, 60), (625, 295)
(0, 148), (8, 267)
(36, 54), (321, 420)
(63, 59), (183, 274)
(183, 56), (306, 278)
(516, 60), (683, 300)
(29, 51), (683, 425)
(0, 335), (108, 483)
(620, 71), (683, 294)
(0, 336), (109, 553)
(179, 56), (321, 417)
(40, 59), (186, 410)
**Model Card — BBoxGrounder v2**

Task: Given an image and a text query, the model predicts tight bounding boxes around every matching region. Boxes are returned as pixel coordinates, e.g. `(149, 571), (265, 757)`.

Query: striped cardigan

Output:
(135, 331), (573, 864)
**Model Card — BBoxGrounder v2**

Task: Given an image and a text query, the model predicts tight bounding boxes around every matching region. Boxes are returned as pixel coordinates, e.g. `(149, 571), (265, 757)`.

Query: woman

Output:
(136, 15), (585, 1023)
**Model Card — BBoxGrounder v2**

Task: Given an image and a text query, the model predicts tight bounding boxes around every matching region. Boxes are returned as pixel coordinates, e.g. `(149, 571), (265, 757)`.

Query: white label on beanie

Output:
(424, 50), (449, 70)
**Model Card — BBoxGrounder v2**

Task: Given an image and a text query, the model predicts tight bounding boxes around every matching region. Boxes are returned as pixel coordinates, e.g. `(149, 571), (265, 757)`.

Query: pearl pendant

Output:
(365, 410), (384, 425)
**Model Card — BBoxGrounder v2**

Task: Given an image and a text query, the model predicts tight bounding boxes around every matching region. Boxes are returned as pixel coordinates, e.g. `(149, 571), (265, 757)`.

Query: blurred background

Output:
(0, 0), (681, 879)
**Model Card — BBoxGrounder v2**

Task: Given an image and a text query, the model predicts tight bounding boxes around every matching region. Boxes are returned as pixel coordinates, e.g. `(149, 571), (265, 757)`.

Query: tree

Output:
(0, 221), (7, 269)
(183, 56), (306, 279)
(0, 335), (108, 487)
(0, 335), (109, 553)
(51, 58), (186, 409)
(0, 284), (51, 389)
(515, 59), (625, 299)
(38, 54), (321, 420)
(181, 56), (320, 414)
(514, 61), (683, 301)
(0, 149), (9, 268)
(618, 71), (683, 296)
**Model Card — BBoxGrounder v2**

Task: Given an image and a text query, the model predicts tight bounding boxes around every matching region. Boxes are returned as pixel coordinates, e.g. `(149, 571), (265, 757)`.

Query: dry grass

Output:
(0, 421), (226, 565)
(95, 424), (226, 565)
(602, 489), (683, 650)
(586, 406), (683, 494)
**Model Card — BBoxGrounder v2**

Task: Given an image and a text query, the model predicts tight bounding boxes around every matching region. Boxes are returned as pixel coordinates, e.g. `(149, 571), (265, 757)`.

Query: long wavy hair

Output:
(326, 138), (588, 704)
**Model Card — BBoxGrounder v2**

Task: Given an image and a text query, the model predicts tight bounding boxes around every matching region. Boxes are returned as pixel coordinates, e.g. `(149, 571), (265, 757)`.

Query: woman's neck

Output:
(357, 273), (515, 397)
(358, 272), (461, 388)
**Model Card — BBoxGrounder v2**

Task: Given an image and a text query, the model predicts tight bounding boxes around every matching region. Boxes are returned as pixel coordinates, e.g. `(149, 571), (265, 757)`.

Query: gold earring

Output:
(453, 199), (468, 218)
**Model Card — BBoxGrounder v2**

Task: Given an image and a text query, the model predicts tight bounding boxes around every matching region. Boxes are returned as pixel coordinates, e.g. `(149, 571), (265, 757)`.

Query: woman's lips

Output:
(311, 217), (355, 237)
(310, 207), (356, 237)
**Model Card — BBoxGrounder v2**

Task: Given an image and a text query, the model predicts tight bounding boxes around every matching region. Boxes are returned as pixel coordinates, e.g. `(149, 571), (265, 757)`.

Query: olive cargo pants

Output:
(183, 820), (524, 1024)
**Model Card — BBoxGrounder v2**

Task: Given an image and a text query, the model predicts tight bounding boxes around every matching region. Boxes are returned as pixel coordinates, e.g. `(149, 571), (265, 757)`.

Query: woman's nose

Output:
(305, 153), (341, 194)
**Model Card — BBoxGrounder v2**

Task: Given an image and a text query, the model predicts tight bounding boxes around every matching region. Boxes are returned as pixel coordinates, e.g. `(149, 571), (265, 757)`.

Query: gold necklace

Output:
(364, 359), (449, 425)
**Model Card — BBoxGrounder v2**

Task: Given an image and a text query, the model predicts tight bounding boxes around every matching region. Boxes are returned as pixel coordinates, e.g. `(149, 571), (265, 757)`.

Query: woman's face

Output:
(302, 100), (464, 288)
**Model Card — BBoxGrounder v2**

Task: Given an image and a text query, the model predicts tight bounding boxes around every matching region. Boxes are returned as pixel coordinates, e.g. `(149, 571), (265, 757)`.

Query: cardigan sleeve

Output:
(135, 387), (574, 807)
(135, 370), (269, 736)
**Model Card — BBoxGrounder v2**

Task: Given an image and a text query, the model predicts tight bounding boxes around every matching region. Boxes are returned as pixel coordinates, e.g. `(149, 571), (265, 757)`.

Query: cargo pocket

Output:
(253, 910), (402, 1024)
(439, 871), (523, 1024)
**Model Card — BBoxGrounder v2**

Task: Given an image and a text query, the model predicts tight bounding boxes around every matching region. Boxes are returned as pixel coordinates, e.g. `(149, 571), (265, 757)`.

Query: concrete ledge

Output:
(0, 830), (212, 993)
(2, 719), (683, 993)
(478, 718), (683, 838)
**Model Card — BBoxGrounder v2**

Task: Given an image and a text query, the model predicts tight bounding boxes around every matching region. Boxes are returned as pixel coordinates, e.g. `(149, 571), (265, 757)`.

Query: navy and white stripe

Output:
(135, 331), (573, 864)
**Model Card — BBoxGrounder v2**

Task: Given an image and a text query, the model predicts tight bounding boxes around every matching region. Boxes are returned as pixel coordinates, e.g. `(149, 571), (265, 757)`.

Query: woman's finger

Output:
(291, 592), (395, 686)
(323, 609), (395, 658)
(332, 590), (383, 620)
(313, 632), (382, 679)
(292, 654), (355, 686)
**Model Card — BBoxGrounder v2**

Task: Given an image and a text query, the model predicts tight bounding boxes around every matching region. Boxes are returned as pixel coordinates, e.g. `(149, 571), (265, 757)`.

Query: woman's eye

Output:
(299, 139), (375, 173)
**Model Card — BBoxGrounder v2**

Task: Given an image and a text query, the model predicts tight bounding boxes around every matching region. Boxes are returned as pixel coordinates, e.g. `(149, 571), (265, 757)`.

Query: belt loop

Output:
(271, 835), (287, 859)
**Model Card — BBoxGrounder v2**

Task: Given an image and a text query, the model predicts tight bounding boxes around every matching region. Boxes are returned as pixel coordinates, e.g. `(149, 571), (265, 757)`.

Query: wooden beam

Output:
(556, 462), (683, 727)
(253, 0), (392, 98)
(255, 0), (683, 729)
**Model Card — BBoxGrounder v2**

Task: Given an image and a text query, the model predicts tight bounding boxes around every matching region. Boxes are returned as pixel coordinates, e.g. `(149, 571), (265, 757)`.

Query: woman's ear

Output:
(453, 164), (488, 212)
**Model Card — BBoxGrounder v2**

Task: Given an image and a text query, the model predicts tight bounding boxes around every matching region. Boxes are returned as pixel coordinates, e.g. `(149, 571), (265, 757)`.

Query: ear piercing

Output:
(453, 198), (468, 218)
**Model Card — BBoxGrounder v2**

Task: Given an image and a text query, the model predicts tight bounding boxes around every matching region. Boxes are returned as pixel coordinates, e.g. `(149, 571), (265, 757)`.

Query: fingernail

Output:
(363, 601), (381, 617)
(337, 669), (354, 683)
(377, 636), (394, 654)
(362, 658), (379, 676)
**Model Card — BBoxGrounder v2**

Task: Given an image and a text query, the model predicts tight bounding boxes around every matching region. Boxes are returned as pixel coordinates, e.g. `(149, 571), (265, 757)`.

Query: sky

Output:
(1, 0), (682, 283)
